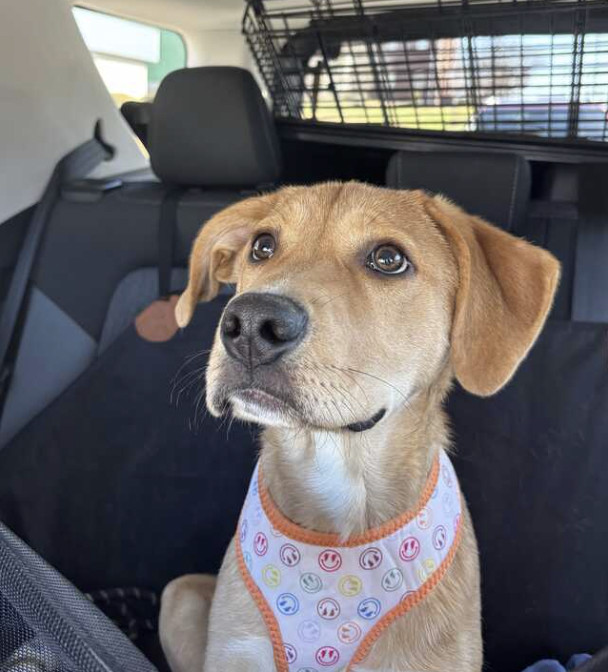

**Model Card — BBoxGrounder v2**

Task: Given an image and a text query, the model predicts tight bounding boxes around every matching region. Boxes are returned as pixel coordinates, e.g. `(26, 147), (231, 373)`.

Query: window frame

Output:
(73, 4), (188, 103)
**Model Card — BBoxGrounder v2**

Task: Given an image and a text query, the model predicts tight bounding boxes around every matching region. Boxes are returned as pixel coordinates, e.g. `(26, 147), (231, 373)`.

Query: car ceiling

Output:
(73, 0), (245, 31)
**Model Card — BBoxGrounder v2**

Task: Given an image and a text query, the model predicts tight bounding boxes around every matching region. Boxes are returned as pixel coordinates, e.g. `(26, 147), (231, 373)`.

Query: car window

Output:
(73, 7), (187, 106)
(244, 3), (608, 143)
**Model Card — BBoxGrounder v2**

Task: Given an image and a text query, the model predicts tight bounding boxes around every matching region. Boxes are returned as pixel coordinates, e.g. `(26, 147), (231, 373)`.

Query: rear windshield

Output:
(244, 0), (608, 143)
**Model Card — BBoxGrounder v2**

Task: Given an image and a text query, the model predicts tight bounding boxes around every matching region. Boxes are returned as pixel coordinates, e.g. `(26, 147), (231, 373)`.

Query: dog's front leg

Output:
(160, 574), (216, 672)
(204, 538), (276, 672)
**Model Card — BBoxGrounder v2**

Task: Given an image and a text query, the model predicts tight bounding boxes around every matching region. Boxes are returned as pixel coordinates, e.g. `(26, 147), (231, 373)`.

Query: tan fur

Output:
(425, 196), (561, 396)
(160, 182), (560, 671)
(160, 575), (216, 672)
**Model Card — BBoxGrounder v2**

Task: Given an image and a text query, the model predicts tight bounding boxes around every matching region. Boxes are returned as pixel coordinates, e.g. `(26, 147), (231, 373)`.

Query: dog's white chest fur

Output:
(305, 432), (367, 531)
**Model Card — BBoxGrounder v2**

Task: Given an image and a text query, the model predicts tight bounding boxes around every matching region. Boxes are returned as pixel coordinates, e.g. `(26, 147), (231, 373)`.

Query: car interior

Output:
(0, 1), (607, 671)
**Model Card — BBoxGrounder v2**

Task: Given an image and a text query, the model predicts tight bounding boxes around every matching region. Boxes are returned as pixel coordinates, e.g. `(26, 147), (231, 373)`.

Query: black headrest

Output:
(121, 101), (152, 126)
(386, 151), (530, 231)
(121, 101), (152, 146)
(149, 67), (281, 187)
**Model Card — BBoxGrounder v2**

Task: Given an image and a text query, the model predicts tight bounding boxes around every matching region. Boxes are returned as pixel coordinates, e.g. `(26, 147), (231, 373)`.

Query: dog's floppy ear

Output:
(425, 194), (560, 396)
(175, 193), (276, 328)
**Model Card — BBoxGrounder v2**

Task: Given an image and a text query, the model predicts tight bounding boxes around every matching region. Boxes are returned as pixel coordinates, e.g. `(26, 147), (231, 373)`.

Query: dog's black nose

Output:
(220, 293), (308, 367)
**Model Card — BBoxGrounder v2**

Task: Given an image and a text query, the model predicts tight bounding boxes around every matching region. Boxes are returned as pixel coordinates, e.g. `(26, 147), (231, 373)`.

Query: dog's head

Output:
(176, 182), (559, 432)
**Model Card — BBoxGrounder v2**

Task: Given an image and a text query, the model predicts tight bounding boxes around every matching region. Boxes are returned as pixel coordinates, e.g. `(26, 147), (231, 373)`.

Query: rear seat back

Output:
(386, 149), (572, 316)
(0, 66), (281, 446)
(386, 150), (530, 231)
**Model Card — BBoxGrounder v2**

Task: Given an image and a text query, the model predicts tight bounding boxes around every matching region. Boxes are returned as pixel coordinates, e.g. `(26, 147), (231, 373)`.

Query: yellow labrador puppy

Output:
(160, 182), (559, 672)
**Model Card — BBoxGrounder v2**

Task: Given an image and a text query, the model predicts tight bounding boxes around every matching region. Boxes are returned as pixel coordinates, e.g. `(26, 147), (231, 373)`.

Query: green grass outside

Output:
(302, 104), (474, 130)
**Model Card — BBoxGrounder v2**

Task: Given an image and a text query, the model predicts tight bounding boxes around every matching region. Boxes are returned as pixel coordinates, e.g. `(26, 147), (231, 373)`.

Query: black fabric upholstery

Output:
(387, 153), (608, 662)
(149, 67), (281, 187)
(522, 203), (578, 321)
(0, 206), (31, 310)
(31, 184), (247, 340)
(0, 298), (256, 593)
(386, 151), (531, 231)
(572, 164), (608, 323)
(449, 319), (608, 670)
(120, 101), (152, 147)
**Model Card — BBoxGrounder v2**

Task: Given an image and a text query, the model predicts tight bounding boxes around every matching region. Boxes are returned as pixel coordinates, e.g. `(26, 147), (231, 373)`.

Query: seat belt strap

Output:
(0, 121), (113, 417)
(572, 164), (608, 323)
(158, 187), (185, 299)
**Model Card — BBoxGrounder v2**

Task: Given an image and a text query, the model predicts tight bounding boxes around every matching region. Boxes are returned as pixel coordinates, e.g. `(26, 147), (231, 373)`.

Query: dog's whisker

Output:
(171, 349), (212, 383)
(313, 291), (350, 310)
(327, 385), (359, 425)
(172, 373), (206, 399)
(344, 366), (410, 404)
(309, 291), (333, 307)
(334, 368), (371, 406)
(330, 380), (367, 416)
(172, 379), (201, 408)
(171, 357), (213, 391)
(171, 366), (206, 393)
(327, 394), (351, 429)
(225, 412), (237, 440)
(171, 368), (207, 407)
(304, 358), (371, 407)
(302, 363), (369, 416)
(191, 388), (206, 433)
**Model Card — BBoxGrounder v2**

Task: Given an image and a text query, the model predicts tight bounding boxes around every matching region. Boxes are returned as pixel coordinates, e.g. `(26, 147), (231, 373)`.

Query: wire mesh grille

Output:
(243, 0), (608, 142)
(0, 523), (158, 672)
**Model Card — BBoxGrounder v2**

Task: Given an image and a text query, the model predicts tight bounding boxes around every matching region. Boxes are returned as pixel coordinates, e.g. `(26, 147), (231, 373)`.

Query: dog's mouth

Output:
(228, 388), (299, 427)
(345, 408), (386, 432)
(226, 386), (386, 433)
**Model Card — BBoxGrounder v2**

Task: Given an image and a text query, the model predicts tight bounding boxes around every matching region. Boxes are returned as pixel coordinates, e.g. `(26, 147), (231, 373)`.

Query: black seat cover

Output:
(449, 320), (608, 670)
(0, 298), (257, 592)
(2, 313), (607, 671)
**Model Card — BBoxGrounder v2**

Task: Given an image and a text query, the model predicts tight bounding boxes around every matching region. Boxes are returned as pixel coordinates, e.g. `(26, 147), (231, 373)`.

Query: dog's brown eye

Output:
(367, 244), (409, 275)
(251, 233), (276, 262)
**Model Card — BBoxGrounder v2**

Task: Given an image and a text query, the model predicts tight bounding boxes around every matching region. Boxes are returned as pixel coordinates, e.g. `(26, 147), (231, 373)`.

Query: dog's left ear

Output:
(424, 194), (560, 396)
(175, 192), (276, 328)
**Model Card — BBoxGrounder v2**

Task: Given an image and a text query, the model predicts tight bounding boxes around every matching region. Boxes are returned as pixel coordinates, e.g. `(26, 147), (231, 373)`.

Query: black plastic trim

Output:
(277, 119), (608, 164)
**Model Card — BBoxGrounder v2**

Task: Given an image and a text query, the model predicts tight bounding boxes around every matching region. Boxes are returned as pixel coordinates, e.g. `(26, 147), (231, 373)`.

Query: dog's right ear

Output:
(424, 194), (560, 397)
(175, 193), (276, 328)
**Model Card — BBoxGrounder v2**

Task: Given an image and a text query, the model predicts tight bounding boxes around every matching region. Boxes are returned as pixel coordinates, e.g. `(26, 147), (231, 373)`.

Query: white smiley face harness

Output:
(236, 450), (463, 672)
